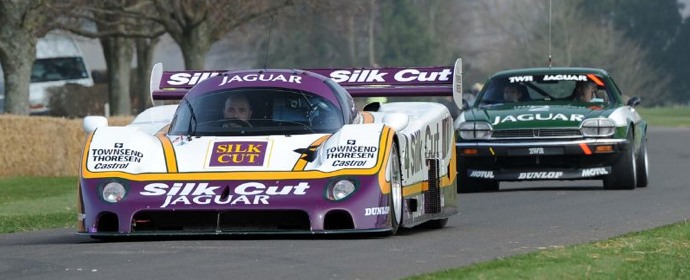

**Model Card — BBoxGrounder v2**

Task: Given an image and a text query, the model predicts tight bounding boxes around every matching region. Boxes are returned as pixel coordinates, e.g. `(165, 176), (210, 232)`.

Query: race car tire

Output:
(389, 144), (403, 235)
(635, 136), (649, 188)
(603, 130), (637, 190)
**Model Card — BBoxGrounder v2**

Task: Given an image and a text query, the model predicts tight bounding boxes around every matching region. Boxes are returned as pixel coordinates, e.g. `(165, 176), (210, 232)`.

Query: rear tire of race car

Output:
(635, 136), (649, 188)
(388, 144), (403, 235)
(603, 131), (637, 190)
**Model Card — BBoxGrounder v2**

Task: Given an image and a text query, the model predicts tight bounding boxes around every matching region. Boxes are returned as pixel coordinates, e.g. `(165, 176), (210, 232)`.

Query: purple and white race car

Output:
(77, 59), (463, 238)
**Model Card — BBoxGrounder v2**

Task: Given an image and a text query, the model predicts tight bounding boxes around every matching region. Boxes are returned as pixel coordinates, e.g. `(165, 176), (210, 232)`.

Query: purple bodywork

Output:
(80, 175), (391, 235)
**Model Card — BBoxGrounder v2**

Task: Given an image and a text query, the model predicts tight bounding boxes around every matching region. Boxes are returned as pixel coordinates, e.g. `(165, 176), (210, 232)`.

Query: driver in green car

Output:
(503, 84), (529, 102)
(503, 84), (525, 102)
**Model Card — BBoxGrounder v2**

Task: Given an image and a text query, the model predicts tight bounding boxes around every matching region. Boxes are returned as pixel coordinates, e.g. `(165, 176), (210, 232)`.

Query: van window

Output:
(31, 57), (89, 83)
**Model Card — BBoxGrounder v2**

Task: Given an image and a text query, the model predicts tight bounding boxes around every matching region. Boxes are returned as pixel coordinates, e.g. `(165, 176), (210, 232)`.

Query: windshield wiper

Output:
(184, 99), (198, 140)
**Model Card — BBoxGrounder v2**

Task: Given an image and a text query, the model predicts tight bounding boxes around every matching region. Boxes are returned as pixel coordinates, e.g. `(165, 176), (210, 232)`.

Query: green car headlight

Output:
(580, 118), (616, 137)
(459, 122), (493, 140)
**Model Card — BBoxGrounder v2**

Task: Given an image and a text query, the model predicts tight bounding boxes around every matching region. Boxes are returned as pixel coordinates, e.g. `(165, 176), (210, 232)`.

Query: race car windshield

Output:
(476, 75), (612, 107)
(169, 88), (345, 136)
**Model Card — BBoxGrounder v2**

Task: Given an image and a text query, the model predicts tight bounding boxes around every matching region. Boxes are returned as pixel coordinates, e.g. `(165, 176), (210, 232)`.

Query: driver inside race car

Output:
(223, 94), (253, 127)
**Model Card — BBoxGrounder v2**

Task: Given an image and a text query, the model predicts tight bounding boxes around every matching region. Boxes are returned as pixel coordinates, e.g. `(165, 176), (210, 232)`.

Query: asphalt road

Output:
(1, 126), (689, 280)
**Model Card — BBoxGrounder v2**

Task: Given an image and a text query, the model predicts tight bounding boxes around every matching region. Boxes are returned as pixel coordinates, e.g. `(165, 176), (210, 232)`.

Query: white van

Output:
(0, 32), (94, 114)
(29, 33), (94, 114)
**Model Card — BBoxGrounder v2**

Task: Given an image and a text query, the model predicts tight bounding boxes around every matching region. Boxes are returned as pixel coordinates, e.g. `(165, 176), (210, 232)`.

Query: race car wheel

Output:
(603, 130), (637, 190)
(635, 136), (649, 188)
(389, 144), (403, 235)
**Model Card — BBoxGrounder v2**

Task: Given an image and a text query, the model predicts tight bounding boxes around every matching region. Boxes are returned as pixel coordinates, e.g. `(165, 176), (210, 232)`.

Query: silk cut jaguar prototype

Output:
(77, 60), (464, 237)
(456, 67), (648, 192)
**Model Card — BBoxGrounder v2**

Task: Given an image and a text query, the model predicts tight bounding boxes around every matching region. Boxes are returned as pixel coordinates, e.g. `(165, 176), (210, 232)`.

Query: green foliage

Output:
(584, 0), (681, 57)
(582, 0), (687, 103)
(666, 20), (690, 103)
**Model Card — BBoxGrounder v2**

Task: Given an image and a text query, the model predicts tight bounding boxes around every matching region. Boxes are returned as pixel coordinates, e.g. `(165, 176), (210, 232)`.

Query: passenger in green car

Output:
(571, 81), (598, 102)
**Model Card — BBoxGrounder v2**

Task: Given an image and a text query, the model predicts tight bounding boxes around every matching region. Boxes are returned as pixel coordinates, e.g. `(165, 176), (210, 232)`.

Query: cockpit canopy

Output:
(169, 87), (345, 136)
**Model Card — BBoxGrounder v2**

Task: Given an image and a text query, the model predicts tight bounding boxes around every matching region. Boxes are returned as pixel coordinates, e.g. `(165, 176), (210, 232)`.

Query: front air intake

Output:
(131, 210), (310, 232)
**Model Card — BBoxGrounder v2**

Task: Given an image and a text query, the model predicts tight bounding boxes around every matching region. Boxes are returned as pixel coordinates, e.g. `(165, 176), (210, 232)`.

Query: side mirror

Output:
(83, 116), (108, 133)
(627, 96), (641, 107)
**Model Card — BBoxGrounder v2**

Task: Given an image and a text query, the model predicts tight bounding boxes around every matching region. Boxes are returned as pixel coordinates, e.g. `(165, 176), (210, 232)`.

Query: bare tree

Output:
(0, 0), (77, 115)
(475, 0), (669, 104)
(145, 0), (292, 70)
(62, 0), (165, 115)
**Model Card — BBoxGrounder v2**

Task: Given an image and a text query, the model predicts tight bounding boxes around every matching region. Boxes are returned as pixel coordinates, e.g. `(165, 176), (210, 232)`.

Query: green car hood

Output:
(465, 102), (617, 129)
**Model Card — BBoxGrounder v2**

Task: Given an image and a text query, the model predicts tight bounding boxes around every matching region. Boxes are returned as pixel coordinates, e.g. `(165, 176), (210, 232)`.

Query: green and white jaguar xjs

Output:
(456, 68), (648, 192)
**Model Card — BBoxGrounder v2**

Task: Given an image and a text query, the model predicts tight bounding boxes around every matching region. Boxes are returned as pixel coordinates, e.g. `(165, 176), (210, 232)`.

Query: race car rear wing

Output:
(150, 58), (464, 111)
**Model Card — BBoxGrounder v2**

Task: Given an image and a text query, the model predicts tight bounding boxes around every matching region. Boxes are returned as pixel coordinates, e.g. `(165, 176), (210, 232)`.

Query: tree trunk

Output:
(135, 37), (158, 112)
(101, 36), (133, 116)
(368, 1), (377, 67)
(1, 40), (35, 115)
(175, 22), (212, 70)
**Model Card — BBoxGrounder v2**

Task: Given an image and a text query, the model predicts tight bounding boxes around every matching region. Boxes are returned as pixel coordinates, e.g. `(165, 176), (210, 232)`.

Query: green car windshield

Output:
(476, 74), (613, 107)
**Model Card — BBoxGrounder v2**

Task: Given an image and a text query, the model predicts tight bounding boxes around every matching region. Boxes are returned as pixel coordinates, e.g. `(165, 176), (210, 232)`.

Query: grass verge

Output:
(0, 176), (76, 233)
(406, 221), (690, 279)
(637, 106), (690, 127)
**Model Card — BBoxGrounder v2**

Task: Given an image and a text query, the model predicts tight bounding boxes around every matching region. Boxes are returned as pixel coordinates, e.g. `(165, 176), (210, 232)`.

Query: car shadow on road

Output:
(495, 186), (604, 192)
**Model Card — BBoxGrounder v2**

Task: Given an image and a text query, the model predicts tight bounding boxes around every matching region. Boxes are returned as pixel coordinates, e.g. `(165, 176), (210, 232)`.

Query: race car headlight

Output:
(580, 118), (616, 137)
(101, 181), (127, 203)
(459, 122), (493, 140)
(325, 179), (358, 201)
